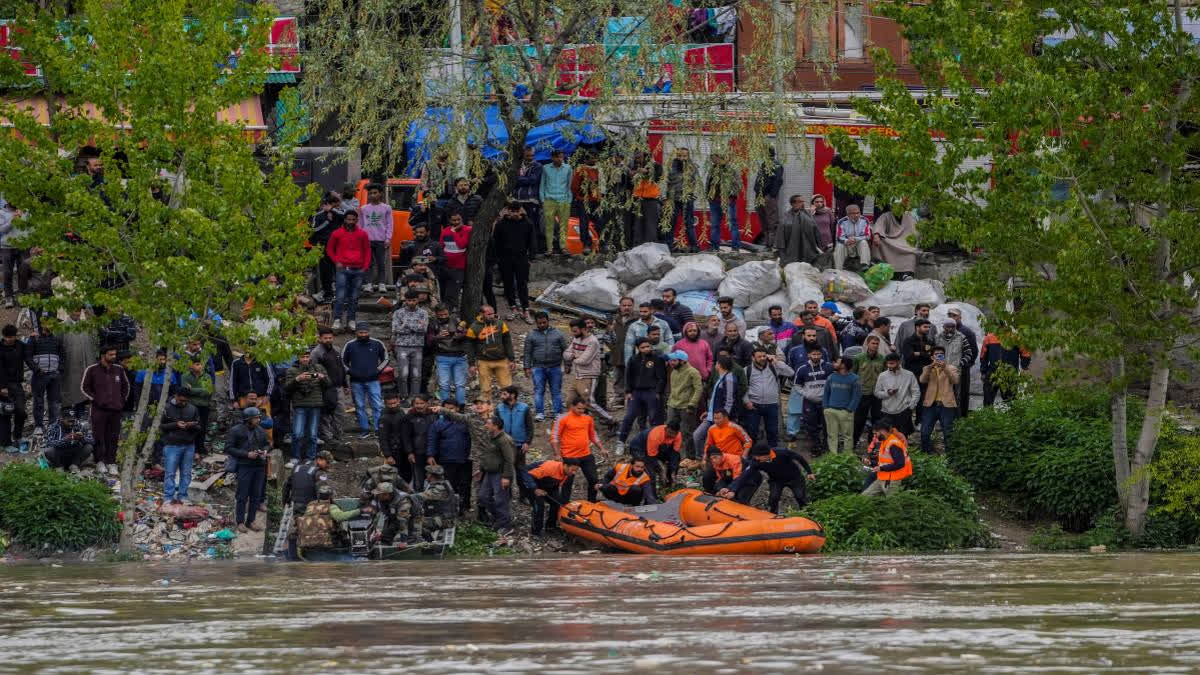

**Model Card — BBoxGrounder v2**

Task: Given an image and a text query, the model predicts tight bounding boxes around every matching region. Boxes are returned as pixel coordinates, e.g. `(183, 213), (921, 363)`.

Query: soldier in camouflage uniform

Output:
(409, 464), (457, 540)
(361, 463), (401, 498)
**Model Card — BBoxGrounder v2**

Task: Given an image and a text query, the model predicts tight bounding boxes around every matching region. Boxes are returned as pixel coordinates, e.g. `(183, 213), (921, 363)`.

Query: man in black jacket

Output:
(227, 407), (270, 532)
(159, 387), (200, 504)
(378, 391), (407, 470)
(399, 393), (435, 489)
(492, 202), (535, 319)
(617, 338), (667, 451)
(722, 443), (815, 514)
(445, 178), (483, 226)
(0, 324), (29, 448)
(311, 194), (342, 302)
(27, 319), (65, 433)
(754, 148), (785, 247)
(310, 328), (346, 441)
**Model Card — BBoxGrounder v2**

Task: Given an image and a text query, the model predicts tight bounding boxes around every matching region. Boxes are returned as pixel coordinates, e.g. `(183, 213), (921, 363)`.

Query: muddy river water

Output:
(3, 552), (1199, 673)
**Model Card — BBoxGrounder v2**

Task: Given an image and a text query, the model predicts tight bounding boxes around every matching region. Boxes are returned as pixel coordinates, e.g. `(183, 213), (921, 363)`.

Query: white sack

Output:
(607, 243), (674, 285)
(658, 254), (725, 293)
(744, 290), (791, 323)
(785, 263), (826, 317)
(557, 269), (625, 311)
(858, 279), (946, 318)
(676, 290), (745, 320)
(628, 279), (660, 307)
(717, 260), (782, 307)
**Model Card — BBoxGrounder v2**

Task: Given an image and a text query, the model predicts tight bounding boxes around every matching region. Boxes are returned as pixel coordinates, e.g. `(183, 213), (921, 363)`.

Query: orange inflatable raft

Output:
(557, 488), (825, 555)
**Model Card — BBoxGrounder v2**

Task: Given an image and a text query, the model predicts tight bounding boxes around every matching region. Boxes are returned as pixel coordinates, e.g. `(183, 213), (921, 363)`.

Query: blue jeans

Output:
(741, 402), (780, 449)
(436, 354), (469, 404)
(531, 366), (563, 416)
(351, 380), (383, 431)
(162, 444), (195, 501)
(708, 198), (740, 250)
(673, 200), (696, 248)
(920, 403), (958, 454)
(334, 267), (365, 323)
(291, 406), (321, 460)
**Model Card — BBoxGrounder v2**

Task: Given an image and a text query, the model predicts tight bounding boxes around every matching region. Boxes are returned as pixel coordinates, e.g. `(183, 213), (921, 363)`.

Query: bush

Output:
(808, 452), (866, 501)
(449, 521), (512, 556)
(947, 406), (1027, 492)
(801, 490), (985, 552)
(0, 463), (121, 550)
(1023, 423), (1115, 531)
(905, 453), (979, 520)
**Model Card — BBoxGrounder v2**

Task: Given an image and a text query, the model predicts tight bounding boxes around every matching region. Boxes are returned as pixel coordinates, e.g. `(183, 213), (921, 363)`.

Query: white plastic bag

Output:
(717, 260), (782, 307)
(627, 278), (660, 307)
(744, 290), (790, 323)
(607, 242), (674, 285)
(819, 269), (873, 304)
(858, 279), (946, 317)
(676, 290), (745, 320)
(784, 263), (825, 317)
(557, 269), (625, 311)
(785, 262), (824, 287)
(658, 254), (725, 293)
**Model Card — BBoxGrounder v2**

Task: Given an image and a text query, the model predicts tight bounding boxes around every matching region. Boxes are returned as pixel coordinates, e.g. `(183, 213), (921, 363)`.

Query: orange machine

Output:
(355, 178), (597, 257)
(557, 488), (825, 555)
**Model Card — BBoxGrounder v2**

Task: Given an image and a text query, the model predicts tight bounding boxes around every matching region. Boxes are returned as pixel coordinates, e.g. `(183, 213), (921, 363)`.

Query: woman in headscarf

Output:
(871, 208), (921, 281)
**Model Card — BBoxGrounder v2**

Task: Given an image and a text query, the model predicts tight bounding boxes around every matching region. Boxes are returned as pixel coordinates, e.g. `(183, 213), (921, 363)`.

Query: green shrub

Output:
(1030, 507), (1127, 551)
(1023, 424), (1116, 531)
(905, 453), (979, 519)
(947, 406), (1028, 492)
(0, 463), (121, 550)
(801, 490), (985, 552)
(808, 452), (866, 501)
(449, 521), (510, 556)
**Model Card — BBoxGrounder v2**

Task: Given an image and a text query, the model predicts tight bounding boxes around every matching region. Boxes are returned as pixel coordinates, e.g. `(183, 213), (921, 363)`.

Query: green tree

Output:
(0, 0), (317, 551)
(303, 0), (804, 314)
(829, 0), (1200, 535)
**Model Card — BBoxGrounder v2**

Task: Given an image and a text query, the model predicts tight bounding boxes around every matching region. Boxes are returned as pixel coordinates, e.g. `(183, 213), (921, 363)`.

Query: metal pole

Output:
(450, 0), (468, 177)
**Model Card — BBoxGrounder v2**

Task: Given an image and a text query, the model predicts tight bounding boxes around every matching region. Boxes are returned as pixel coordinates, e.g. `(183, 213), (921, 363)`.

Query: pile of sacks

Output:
(554, 242), (949, 322)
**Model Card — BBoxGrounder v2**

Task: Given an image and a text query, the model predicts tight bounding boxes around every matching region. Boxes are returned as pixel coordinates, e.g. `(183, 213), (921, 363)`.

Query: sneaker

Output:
(236, 524), (250, 534)
(615, 440), (625, 455)
(17, 439), (30, 454)
(534, 413), (545, 423)
(247, 521), (264, 532)
(96, 461), (107, 473)
(348, 320), (357, 331)
(68, 464), (79, 474)
(313, 291), (327, 304)
(363, 283), (374, 293)
(108, 464), (119, 475)
(33, 426), (44, 437)
(2, 298), (12, 309)
(332, 319), (342, 331)
(899, 272), (915, 281)
(316, 438), (325, 446)
(284, 460), (297, 470)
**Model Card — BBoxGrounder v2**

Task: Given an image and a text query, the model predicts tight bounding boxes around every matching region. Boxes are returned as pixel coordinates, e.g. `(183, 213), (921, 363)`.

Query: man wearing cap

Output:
(226, 407), (270, 532)
(283, 449), (334, 516)
(160, 387), (200, 505)
(934, 318), (973, 417)
(874, 352), (920, 435)
(665, 350), (702, 459)
(743, 345), (793, 449)
(617, 338), (667, 453)
(945, 307), (978, 416)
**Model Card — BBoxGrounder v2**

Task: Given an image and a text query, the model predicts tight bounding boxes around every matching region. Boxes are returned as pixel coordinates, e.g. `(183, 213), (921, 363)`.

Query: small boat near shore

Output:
(558, 488), (825, 555)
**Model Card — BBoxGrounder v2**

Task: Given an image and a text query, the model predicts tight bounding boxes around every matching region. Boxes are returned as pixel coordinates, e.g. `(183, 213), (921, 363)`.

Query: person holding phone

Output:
(227, 407), (271, 532)
(918, 346), (960, 454)
(159, 387), (200, 505)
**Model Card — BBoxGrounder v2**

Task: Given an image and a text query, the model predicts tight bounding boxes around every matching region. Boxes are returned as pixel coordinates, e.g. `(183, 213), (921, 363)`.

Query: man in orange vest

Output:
(629, 419), (683, 488)
(523, 458), (580, 535)
(862, 425), (912, 496)
(703, 447), (756, 503)
(599, 456), (658, 505)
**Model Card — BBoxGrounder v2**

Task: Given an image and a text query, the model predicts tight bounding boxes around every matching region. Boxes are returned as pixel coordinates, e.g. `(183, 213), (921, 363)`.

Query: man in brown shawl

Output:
(871, 209), (921, 280)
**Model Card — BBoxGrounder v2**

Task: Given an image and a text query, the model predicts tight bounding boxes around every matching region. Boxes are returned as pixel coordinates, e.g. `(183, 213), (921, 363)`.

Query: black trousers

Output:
(0, 388), (26, 447)
(194, 405), (211, 454)
(235, 464), (266, 525)
(767, 477), (808, 514)
(853, 394), (881, 447)
(563, 454), (600, 502)
(497, 256), (531, 310)
(46, 442), (92, 469)
(317, 252), (336, 296)
(531, 485), (569, 534)
(646, 448), (680, 489)
(600, 482), (656, 505)
(440, 460), (473, 514)
(399, 454), (427, 491)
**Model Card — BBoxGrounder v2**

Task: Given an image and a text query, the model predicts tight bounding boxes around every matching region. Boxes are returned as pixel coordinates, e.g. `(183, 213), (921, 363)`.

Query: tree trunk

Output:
(117, 351), (174, 553)
(1125, 364), (1170, 536)
(1109, 356), (1130, 506)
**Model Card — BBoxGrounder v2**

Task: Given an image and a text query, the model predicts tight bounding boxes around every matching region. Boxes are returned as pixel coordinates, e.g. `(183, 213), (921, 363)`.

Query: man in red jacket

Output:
(438, 212), (472, 311)
(327, 210), (371, 332)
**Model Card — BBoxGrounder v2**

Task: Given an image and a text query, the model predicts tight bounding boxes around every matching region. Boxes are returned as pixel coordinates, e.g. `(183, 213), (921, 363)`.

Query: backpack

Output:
(296, 501), (335, 549)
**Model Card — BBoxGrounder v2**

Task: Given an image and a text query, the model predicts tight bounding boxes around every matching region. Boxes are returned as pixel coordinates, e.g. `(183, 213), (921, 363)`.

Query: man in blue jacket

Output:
(341, 324), (389, 435)
(427, 398), (473, 516)
(822, 356), (862, 454)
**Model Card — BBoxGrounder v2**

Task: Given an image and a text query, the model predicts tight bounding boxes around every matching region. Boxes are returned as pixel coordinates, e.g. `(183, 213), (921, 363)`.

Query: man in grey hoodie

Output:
(562, 319), (613, 424)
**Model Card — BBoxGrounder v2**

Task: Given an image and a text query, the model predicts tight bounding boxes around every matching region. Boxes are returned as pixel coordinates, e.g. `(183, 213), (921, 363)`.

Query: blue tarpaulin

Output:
(404, 103), (604, 175)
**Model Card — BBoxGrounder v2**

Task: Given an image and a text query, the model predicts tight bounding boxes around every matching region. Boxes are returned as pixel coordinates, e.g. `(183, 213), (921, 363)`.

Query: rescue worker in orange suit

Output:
(861, 425), (911, 496)
(598, 456), (659, 505)
(721, 443), (815, 513)
(522, 458), (580, 535)
(628, 419), (683, 488)
(703, 447), (756, 503)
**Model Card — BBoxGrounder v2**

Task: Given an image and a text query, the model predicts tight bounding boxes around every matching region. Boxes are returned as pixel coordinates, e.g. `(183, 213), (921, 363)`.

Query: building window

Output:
(841, 1), (866, 59)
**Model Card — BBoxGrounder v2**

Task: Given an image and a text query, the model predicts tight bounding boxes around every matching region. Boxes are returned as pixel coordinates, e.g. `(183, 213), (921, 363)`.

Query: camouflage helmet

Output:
(426, 464), (446, 477)
(372, 482), (394, 496)
(316, 450), (335, 463)
(316, 482), (334, 497)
